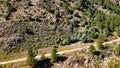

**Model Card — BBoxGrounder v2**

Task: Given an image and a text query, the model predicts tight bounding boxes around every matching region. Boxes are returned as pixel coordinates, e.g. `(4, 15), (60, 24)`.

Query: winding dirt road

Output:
(0, 38), (120, 65)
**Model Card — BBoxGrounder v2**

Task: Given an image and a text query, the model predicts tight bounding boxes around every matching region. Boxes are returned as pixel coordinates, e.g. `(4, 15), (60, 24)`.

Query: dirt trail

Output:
(0, 38), (120, 65)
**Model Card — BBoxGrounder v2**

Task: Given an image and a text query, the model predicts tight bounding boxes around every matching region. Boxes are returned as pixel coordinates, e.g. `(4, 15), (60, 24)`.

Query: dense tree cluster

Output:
(90, 0), (120, 15)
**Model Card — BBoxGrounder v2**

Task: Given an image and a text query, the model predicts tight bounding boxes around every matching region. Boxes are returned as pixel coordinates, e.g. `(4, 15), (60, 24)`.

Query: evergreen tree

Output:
(51, 48), (58, 62)
(26, 46), (37, 67)
(97, 33), (104, 50)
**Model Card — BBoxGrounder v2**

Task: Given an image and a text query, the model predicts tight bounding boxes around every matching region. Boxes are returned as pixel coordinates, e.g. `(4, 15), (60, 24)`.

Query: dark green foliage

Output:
(62, 1), (69, 9)
(62, 36), (71, 45)
(114, 45), (120, 56)
(97, 33), (104, 50)
(74, 0), (89, 10)
(79, 27), (92, 43)
(103, 27), (109, 37)
(73, 1), (80, 9)
(54, 38), (61, 45)
(81, 21), (88, 27)
(8, 5), (16, 13)
(89, 27), (98, 39)
(88, 45), (95, 54)
(95, 11), (105, 30)
(44, 4), (51, 12)
(90, 0), (120, 15)
(5, 4), (16, 20)
(51, 48), (58, 62)
(26, 46), (37, 66)
(67, 7), (74, 14)
(54, 9), (60, 17)
(97, 36), (103, 50)
(115, 27), (120, 36)
(51, 24), (57, 31)
(73, 12), (80, 18)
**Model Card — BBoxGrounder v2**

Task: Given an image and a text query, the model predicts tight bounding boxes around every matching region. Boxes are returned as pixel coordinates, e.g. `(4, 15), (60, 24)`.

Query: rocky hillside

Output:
(0, 0), (120, 53)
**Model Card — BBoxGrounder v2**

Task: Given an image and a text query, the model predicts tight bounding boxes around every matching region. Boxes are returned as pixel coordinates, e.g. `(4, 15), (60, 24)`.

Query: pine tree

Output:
(97, 33), (104, 50)
(51, 48), (58, 62)
(26, 46), (37, 67)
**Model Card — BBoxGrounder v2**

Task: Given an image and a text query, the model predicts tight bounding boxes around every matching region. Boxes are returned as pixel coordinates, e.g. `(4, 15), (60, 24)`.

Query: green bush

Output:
(97, 39), (103, 50)
(51, 24), (57, 31)
(90, 27), (98, 39)
(51, 48), (58, 62)
(5, 63), (12, 68)
(54, 9), (60, 17)
(41, 51), (46, 60)
(73, 1), (80, 9)
(114, 45), (120, 56)
(45, 5), (51, 12)
(97, 33), (104, 50)
(62, 1), (69, 9)
(54, 38), (61, 45)
(8, 5), (16, 13)
(88, 45), (95, 54)
(62, 36), (71, 45)
(81, 21), (88, 27)
(115, 27), (120, 36)
(73, 12), (80, 17)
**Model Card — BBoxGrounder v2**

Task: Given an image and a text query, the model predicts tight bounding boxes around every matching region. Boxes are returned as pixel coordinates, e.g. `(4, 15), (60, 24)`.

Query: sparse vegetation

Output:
(0, 0), (120, 68)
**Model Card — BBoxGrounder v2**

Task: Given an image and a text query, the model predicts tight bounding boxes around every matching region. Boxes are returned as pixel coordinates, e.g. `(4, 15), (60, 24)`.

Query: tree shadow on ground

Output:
(57, 56), (68, 62)
(35, 56), (68, 68)
(35, 58), (53, 68)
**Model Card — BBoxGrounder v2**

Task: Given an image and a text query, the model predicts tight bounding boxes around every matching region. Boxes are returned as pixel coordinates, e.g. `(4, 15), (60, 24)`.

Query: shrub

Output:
(114, 45), (120, 56)
(115, 27), (120, 36)
(97, 38), (103, 50)
(74, 55), (85, 62)
(51, 48), (58, 62)
(62, 1), (68, 9)
(62, 36), (71, 45)
(8, 5), (16, 13)
(81, 21), (88, 27)
(45, 5), (51, 12)
(88, 45), (95, 54)
(51, 24), (57, 31)
(73, 1), (79, 9)
(54, 9), (60, 17)
(90, 27), (98, 39)
(97, 33), (104, 50)
(73, 11), (80, 18)
(41, 51), (46, 60)
(54, 38), (61, 45)
(5, 63), (12, 68)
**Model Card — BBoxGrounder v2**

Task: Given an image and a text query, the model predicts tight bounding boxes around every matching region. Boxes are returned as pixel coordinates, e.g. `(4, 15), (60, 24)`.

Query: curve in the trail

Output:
(0, 38), (120, 65)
